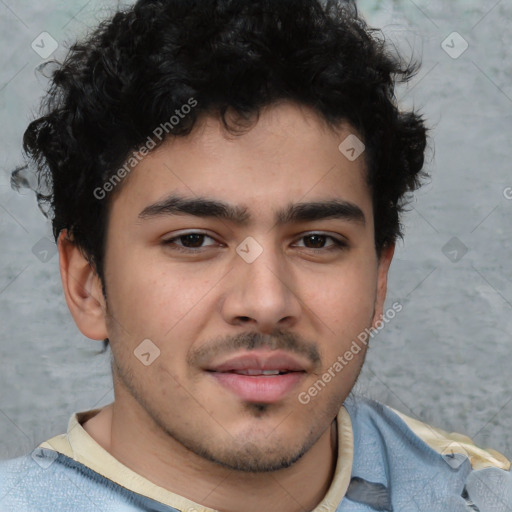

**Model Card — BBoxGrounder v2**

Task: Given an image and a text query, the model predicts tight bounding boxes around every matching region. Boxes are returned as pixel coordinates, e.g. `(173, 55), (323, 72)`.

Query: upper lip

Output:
(205, 350), (309, 373)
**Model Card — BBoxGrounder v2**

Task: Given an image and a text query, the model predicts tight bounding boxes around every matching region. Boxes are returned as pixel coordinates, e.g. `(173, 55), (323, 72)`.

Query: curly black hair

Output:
(13, 0), (427, 289)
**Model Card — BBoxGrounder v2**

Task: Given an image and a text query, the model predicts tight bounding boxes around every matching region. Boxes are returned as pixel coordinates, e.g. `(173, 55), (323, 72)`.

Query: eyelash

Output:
(161, 231), (348, 254)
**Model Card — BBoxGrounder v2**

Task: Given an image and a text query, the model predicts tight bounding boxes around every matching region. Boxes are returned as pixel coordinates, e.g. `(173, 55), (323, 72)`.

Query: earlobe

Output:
(372, 243), (395, 327)
(58, 230), (108, 340)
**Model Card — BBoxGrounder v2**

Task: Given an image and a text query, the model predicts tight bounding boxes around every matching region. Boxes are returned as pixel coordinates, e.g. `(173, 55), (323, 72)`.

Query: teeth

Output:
(233, 369), (282, 376)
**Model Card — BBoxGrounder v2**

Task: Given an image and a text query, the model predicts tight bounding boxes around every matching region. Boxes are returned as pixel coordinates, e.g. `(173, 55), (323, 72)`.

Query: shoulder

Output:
(344, 394), (510, 470)
(341, 395), (512, 510)
(0, 448), (153, 512)
(389, 404), (510, 471)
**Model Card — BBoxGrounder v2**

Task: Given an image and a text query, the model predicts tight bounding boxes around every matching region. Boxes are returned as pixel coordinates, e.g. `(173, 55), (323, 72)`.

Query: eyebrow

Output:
(138, 194), (366, 226)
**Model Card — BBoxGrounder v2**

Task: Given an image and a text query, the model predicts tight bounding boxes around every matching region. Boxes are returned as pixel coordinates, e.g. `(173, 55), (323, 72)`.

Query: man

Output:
(2, 0), (511, 510)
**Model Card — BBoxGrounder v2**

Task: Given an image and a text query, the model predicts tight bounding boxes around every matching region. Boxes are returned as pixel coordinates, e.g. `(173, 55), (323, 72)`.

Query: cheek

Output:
(106, 255), (217, 337)
(104, 260), (220, 384)
(303, 260), (378, 334)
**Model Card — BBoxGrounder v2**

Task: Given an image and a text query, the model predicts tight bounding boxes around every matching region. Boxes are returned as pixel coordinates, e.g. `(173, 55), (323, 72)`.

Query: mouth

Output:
(224, 369), (294, 376)
(205, 351), (309, 403)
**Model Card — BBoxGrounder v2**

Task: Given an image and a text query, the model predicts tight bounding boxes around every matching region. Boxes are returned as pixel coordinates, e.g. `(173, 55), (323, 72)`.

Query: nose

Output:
(220, 241), (301, 334)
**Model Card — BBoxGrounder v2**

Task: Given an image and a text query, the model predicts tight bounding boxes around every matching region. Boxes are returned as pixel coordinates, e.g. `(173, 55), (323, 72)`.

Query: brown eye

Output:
(303, 234), (328, 248)
(294, 233), (347, 251)
(162, 232), (218, 252)
(177, 233), (207, 248)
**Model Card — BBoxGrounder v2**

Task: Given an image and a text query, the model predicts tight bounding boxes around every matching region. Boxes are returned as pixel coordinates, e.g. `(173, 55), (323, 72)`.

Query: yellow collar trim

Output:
(390, 406), (511, 471)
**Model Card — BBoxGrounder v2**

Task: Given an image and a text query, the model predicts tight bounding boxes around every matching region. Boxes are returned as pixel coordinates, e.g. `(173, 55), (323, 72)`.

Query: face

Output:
(94, 102), (392, 472)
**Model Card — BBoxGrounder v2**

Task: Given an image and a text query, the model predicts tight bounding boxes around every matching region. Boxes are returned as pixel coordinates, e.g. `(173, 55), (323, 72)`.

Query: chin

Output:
(198, 439), (310, 473)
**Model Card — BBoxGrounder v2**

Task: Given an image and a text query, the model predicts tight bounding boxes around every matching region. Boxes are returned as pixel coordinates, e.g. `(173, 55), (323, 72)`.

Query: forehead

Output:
(108, 101), (372, 225)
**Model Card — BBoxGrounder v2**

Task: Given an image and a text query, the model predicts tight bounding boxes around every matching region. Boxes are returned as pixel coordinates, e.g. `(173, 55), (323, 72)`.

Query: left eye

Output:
(294, 234), (346, 250)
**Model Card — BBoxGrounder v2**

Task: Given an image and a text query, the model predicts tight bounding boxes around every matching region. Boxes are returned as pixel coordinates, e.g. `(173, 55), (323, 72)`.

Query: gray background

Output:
(1, 0), (511, 461)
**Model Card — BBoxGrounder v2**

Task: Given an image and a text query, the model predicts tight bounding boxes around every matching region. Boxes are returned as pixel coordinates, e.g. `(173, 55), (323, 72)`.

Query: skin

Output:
(58, 101), (394, 512)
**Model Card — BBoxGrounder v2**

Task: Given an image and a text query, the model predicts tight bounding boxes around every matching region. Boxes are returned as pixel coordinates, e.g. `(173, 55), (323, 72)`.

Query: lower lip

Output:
(210, 372), (305, 403)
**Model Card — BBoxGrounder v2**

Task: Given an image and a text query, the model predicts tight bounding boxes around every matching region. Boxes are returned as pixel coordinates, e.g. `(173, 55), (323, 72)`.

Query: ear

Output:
(58, 230), (108, 340)
(371, 243), (395, 327)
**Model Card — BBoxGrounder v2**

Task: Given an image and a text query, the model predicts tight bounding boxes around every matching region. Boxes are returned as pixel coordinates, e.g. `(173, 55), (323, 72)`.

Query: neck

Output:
(84, 400), (339, 512)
